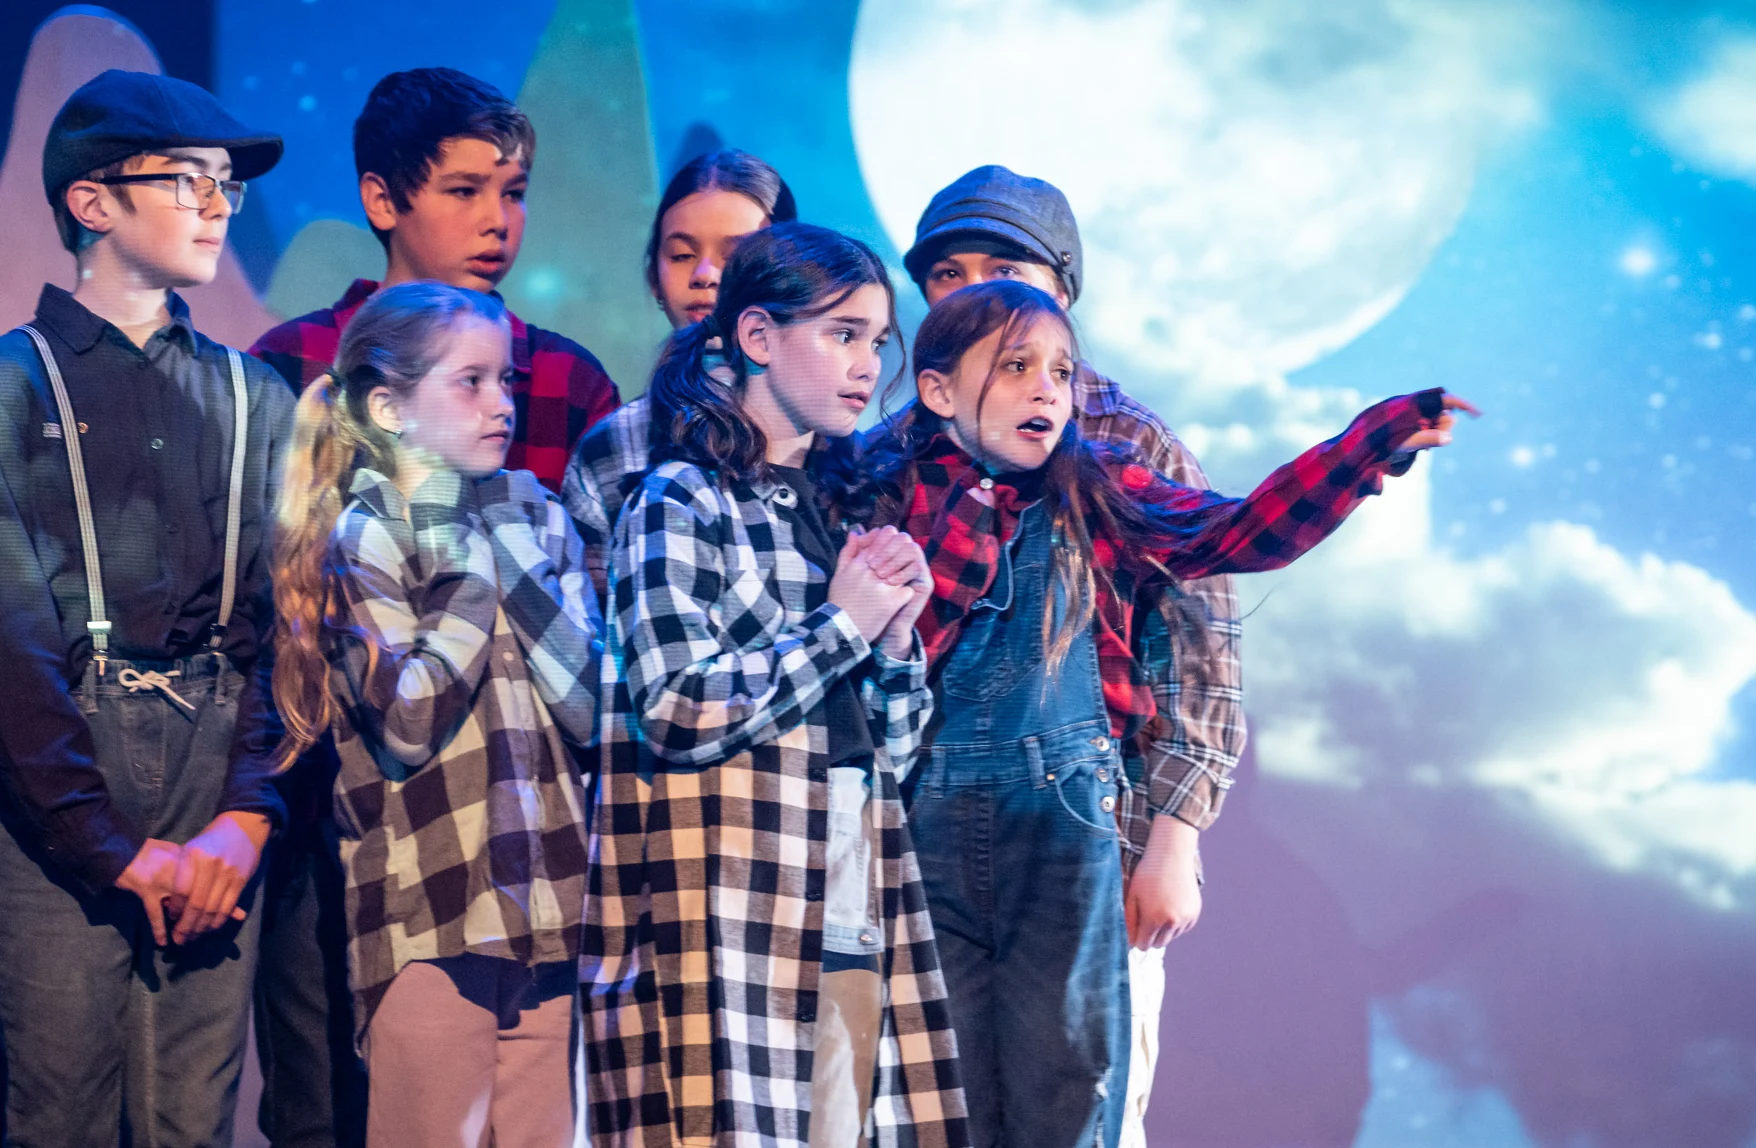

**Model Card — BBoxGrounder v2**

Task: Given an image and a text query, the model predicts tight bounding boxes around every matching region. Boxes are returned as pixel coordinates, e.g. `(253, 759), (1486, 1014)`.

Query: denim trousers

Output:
(0, 655), (261, 1148)
(909, 504), (1131, 1148)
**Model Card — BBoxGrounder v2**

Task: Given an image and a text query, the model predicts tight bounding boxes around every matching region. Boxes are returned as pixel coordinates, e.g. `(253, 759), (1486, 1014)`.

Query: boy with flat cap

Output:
(903, 165), (1246, 1148)
(0, 69), (293, 1145)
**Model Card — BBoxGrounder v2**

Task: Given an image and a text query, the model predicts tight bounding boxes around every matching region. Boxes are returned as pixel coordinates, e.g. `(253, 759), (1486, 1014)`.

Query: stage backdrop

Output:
(3, 3), (1755, 1146)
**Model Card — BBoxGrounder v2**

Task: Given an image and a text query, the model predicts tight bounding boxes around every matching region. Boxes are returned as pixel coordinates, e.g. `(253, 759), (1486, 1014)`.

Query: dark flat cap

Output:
(903, 165), (1083, 303)
(43, 69), (283, 202)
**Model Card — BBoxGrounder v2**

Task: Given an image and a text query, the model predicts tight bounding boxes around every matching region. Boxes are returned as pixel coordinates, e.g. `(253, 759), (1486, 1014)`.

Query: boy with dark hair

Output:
(246, 66), (620, 1148)
(251, 66), (620, 486)
(902, 165), (1246, 1148)
(0, 69), (292, 1146)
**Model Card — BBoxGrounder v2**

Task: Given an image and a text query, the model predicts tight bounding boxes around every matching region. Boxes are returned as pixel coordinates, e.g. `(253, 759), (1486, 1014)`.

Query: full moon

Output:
(849, 0), (1539, 411)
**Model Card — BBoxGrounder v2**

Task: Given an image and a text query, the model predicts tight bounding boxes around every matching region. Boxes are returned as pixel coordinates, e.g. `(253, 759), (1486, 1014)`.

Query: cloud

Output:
(1243, 467), (1756, 908)
(1650, 37), (1756, 184)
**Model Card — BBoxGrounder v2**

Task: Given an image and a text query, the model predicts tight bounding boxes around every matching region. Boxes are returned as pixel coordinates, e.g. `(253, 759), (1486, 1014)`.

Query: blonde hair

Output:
(270, 281), (507, 767)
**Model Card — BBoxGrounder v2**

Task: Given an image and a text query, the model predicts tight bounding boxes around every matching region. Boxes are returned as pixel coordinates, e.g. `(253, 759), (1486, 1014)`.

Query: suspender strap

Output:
(19, 325), (110, 662)
(16, 327), (251, 665)
(214, 347), (248, 648)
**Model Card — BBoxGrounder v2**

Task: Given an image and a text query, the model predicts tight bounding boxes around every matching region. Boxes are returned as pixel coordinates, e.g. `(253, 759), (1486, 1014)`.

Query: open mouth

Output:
(1017, 416), (1054, 435)
(840, 390), (871, 412)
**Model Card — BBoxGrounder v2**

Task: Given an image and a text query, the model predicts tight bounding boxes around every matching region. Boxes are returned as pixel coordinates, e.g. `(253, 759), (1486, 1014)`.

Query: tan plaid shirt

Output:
(327, 468), (602, 1039)
(1075, 364), (1246, 874)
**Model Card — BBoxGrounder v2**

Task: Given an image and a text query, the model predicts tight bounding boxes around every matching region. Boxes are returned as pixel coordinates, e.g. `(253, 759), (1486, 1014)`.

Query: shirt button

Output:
(1100, 795), (1117, 814)
(1096, 768), (1110, 783)
(798, 1009), (816, 1024)
(805, 890), (822, 902)
(77, 422), (89, 434)
(1090, 736), (1111, 752)
(1045, 772), (1056, 782)
(149, 437), (164, 450)
(502, 651), (516, 663)
(978, 477), (994, 490)
(858, 932), (875, 946)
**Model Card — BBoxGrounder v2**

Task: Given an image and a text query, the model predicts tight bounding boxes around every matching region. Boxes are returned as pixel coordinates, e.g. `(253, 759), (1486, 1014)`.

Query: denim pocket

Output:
(1050, 756), (1121, 839)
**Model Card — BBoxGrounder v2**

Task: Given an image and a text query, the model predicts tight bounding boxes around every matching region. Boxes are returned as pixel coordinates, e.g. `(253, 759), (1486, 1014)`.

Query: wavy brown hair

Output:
(846, 280), (1209, 673)
(647, 221), (900, 490)
(271, 281), (507, 768)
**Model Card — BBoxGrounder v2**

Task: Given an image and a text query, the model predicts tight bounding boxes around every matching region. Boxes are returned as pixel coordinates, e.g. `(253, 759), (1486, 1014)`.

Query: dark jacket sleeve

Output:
(0, 351), (142, 892)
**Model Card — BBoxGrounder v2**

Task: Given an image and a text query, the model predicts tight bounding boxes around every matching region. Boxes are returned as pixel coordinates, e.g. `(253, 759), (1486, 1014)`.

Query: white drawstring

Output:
(116, 667), (195, 712)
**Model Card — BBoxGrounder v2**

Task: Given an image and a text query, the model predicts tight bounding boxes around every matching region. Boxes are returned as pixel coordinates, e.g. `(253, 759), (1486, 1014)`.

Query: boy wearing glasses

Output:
(0, 70), (292, 1145)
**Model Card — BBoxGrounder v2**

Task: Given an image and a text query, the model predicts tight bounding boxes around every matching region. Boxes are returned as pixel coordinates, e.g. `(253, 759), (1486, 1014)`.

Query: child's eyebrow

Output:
(438, 170), (493, 185)
(158, 149), (231, 177)
(827, 315), (871, 329)
(663, 230), (700, 246)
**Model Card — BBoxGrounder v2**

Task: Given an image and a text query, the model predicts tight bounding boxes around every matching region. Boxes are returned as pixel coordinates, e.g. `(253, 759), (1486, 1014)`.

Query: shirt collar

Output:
(332, 278), (533, 374)
(33, 283), (198, 355)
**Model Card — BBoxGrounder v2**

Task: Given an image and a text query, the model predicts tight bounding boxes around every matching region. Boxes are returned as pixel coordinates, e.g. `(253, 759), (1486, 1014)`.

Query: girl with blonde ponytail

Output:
(270, 279), (603, 1148)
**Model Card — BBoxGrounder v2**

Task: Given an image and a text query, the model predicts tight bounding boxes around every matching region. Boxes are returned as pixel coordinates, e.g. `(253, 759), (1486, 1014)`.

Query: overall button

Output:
(1096, 767), (1110, 783)
(77, 421), (89, 434)
(1090, 735), (1111, 752)
(149, 437), (163, 450)
(1100, 795), (1117, 814)
(978, 476), (994, 490)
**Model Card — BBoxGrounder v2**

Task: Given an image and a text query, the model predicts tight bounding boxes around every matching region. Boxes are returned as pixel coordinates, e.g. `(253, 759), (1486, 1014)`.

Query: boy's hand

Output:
(1126, 816), (1203, 950)
(167, 811), (270, 945)
(115, 839), (184, 947)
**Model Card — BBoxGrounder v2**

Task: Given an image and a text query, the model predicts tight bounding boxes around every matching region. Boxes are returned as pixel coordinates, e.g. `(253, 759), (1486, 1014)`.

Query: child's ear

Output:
(736, 307), (774, 368)
(366, 386), (403, 437)
(917, 369), (957, 419)
(359, 173), (400, 234)
(64, 181), (113, 238)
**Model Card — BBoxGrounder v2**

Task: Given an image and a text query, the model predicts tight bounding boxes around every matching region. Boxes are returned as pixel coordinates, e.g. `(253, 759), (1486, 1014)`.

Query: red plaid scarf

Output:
(894, 389), (1442, 739)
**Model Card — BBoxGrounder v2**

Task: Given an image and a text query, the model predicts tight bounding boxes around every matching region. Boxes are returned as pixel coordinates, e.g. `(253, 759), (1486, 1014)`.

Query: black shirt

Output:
(769, 465), (876, 769)
(0, 285), (293, 892)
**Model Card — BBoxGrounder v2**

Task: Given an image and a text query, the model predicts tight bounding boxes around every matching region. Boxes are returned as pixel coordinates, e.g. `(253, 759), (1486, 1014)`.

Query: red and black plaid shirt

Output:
(900, 389), (1443, 739)
(250, 279), (621, 492)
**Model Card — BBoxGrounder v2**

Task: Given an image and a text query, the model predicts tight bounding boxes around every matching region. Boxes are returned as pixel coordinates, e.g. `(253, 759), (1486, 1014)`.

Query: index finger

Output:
(1441, 394), (1482, 417)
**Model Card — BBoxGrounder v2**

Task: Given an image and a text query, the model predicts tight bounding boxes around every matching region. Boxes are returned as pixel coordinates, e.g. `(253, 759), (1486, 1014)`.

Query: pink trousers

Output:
(363, 955), (576, 1148)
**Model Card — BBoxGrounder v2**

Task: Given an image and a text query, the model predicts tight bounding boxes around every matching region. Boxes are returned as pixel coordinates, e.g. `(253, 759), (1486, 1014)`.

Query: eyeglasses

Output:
(97, 172), (247, 214)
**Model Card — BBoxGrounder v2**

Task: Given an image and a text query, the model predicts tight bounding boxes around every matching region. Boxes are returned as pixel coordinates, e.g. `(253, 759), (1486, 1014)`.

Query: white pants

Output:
(1119, 946), (1168, 1148)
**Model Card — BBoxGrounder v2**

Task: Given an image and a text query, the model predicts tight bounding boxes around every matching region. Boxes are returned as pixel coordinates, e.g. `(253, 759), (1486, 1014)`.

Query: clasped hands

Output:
(828, 525), (932, 660)
(113, 810), (272, 947)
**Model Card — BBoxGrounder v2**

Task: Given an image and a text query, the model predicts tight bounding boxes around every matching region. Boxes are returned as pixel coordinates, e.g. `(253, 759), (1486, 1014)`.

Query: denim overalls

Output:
(908, 500), (1131, 1148)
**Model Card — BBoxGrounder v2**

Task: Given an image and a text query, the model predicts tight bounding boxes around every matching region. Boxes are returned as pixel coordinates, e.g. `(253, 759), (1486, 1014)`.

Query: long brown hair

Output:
(850, 280), (1203, 673)
(271, 281), (507, 767)
(647, 221), (901, 489)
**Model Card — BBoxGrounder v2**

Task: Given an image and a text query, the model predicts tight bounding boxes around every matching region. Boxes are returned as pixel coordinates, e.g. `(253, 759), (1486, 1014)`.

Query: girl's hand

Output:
(1126, 816), (1203, 950)
(1395, 394), (1480, 453)
(870, 534), (932, 659)
(828, 526), (916, 644)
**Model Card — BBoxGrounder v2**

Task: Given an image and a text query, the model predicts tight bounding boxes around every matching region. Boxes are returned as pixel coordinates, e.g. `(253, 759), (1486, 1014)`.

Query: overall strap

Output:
(18, 325), (111, 668)
(212, 347), (248, 648)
